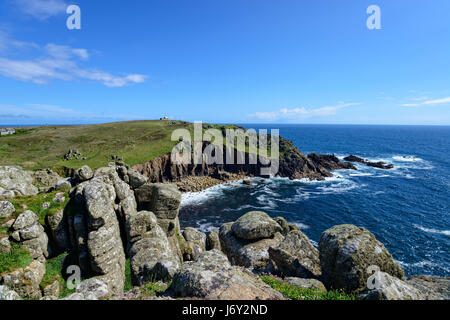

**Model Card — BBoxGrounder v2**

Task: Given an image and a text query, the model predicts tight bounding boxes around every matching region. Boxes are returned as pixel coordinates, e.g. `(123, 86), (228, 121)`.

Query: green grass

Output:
(260, 276), (356, 300)
(0, 242), (33, 275)
(40, 252), (76, 298)
(140, 281), (169, 297)
(2, 190), (70, 226)
(124, 258), (132, 292)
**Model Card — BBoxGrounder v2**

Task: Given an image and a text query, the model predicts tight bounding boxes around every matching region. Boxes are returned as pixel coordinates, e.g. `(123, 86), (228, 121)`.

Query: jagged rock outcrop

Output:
(219, 219), (284, 270)
(82, 180), (126, 293)
(269, 230), (321, 278)
(182, 227), (206, 261)
(344, 155), (394, 169)
(359, 271), (425, 300)
(318, 224), (404, 293)
(74, 165), (93, 182)
(273, 216), (300, 235)
(11, 210), (49, 262)
(0, 200), (15, 219)
(307, 154), (356, 171)
(32, 169), (61, 190)
(407, 275), (450, 300)
(46, 209), (71, 252)
(63, 278), (109, 300)
(170, 250), (285, 300)
(206, 229), (221, 251)
(0, 260), (45, 299)
(0, 166), (38, 197)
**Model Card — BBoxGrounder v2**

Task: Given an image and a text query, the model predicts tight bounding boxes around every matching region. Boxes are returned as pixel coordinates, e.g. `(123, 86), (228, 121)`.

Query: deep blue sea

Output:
(179, 125), (450, 277)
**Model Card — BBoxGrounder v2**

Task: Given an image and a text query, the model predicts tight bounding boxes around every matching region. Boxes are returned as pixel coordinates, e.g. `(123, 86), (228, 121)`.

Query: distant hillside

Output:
(0, 120), (226, 170)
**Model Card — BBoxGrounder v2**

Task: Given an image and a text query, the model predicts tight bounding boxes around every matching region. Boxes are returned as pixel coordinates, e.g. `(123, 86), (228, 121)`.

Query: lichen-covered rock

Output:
(46, 209), (71, 251)
(135, 183), (181, 219)
(55, 178), (72, 191)
(127, 169), (148, 189)
(75, 165), (93, 182)
(12, 210), (38, 230)
(0, 200), (15, 219)
(206, 229), (221, 251)
(219, 222), (283, 270)
(63, 278), (109, 300)
(231, 211), (282, 240)
(269, 230), (321, 278)
(32, 169), (61, 189)
(43, 280), (61, 298)
(0, 260), (45, 299)
(170, 250), (285, 300)
(52, 192), (66, 203)
(284, 277), (327, 292)
(182, 227), (207, 261)
(407, 275), (450, 300)
(359, 271), (425, 300)
(0, 285), (22, 300)
(0, 237), (11, 254)
(125, 210), (158, 245)
(0, 166), (38, 197)
(83, 181), (125, 293)
(318, 224), (405, 293)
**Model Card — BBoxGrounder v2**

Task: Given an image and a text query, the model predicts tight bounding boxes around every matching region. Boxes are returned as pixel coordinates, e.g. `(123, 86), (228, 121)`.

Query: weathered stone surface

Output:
(46, 209), (71, 251)
(0, 166), (38, 197)
(318, 224), (405, 293)
(359, 271), (425, 300)
(55, 178), (72, 191)
(182, 227), (207, 261)
(0, 237), (11, 254)
(63, 278), (109, 300)
(0, 200), (15, 219)
(0, 285), (22, 300)
(19, 223), (44, 240)
(128, 223), (180, 285)
(135, 183), (181, 219)
(206, 229), (221, 251)
(284, 277), (327, 292)
(219, 222), (284, 270)
(0, 260), (45, 299)
(269, 230), (321, 278)
(231, 211), (282, 240)
(12, 210), (38, 230)
(125, 210), (158, 245)
(75, 165), (93, 182)
(127, 169), (148, 189)
(82, 181), (125, 294)
(32, 169), (61, 188)
(407, 275), (450, 300)
(43, 280), (61, 298)
(170, 250), (285, 300)
(22, 232), (49, 261)
(52, 192), (66, 203)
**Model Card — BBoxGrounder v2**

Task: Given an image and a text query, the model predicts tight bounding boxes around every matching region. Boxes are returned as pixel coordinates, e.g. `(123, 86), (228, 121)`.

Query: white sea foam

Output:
(294, 222), (310, 230)
(393, 155), (423, 162)
(414, 224), (450, 236)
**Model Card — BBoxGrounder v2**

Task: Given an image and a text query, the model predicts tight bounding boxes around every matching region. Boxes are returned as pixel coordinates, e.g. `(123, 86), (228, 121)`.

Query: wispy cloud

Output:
(250, 102), (360, 121)
(400, 96), (450, 107)
(0, 33), (147, 87)
(12, 0), (68, 20)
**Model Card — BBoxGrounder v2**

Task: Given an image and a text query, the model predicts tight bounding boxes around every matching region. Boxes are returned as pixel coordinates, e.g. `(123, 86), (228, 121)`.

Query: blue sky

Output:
(0, 0), (449, 125)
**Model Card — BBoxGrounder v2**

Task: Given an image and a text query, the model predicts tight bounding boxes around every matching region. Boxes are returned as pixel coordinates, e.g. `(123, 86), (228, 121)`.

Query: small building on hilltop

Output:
(160, 116), (169, 120)
(0, 128), (15, 136)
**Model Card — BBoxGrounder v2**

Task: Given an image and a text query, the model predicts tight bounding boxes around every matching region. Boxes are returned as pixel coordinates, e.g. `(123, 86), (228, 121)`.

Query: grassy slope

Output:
(0, 120), (255, 171)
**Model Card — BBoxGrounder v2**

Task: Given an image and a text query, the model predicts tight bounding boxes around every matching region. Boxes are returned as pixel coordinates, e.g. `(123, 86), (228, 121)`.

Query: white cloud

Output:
(400, 96), (450, 107)
(251, 102), (360, 121)
(13, 0), (68, 20)
(0, 34), (147, 87)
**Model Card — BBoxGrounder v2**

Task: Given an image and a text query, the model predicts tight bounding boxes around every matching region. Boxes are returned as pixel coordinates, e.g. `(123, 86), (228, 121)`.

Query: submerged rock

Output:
(319, 224), (404, 293)
(343, 155), (394, 169)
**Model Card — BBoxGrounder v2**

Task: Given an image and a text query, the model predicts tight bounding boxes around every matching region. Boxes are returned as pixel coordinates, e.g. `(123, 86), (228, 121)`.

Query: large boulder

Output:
(135, 183), (181, 219)
(182, 227), (207, 261)
(11, 210), (49, 262)
(125, 210), (180, 285)
(407, 275), (450, 300)
(269, 230), (321, 278)
(206, 229), (221, 251)
(284, 277), (327, 292)
(170, 250), (285, 300)
(231, 211), (282, 240)
(0, 166), (38, 197)
(0, 286), (22, 300)
(32, 169), (61, 189)
(219, 222), (283, 270)
(318, 224), (405, 293)
(127, 169), (148, 189)
(46, 209), (71, 251)
(0, 260), (45, 299)
(75, 165), (93, 182)
(359, 271), (425, 300)
(0, 200), (15, 219)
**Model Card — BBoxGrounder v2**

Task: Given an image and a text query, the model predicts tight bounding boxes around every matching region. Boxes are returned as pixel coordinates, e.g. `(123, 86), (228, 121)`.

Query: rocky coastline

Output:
(0, 161), (448, 301)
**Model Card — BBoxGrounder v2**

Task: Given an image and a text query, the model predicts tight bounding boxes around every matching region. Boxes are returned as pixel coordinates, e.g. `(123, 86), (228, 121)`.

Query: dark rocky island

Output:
(344, 155), (394, 170)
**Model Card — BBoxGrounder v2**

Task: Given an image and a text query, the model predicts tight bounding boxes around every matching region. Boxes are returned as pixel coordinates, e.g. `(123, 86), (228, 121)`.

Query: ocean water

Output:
(179, 125), (450, 277)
